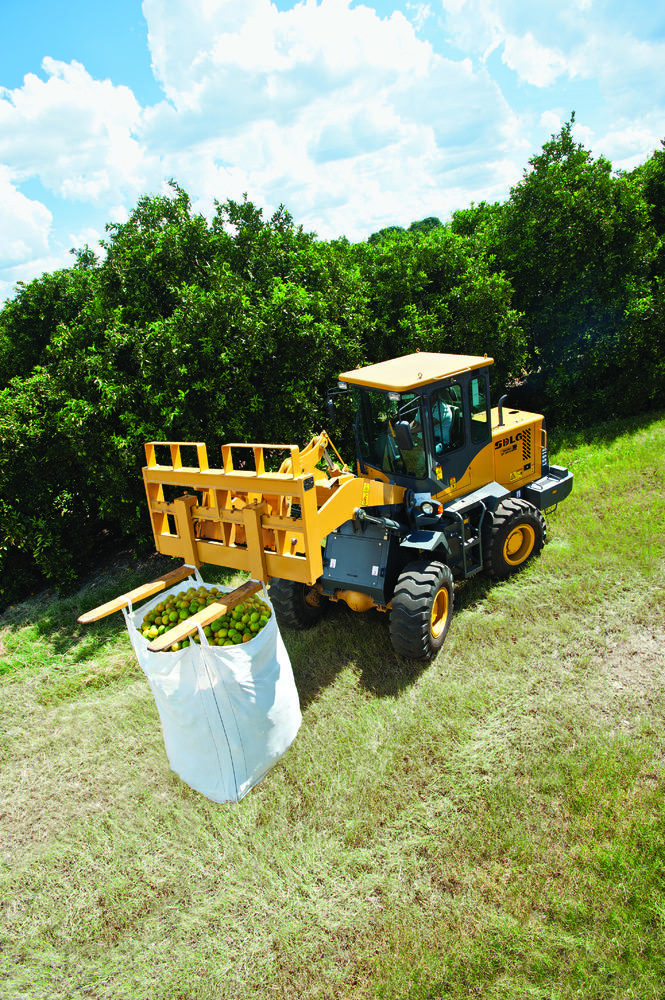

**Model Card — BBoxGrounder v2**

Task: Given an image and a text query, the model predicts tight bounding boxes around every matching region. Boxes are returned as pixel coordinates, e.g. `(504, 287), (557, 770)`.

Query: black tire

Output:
(485, 498), (546, 580)
(389, 559), (454, 661)
(268, 578), (326, 630)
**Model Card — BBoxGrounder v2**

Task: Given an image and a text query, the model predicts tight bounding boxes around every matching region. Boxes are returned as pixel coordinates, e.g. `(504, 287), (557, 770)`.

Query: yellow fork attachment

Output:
(77, 563), (196, 624)
(141, 437), (404, 588)
(77, 562), (263, 654)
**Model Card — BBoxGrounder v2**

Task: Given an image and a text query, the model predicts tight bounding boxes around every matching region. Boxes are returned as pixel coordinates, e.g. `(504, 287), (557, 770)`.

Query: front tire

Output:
(268, 578), (326, 630)
(389, 559), (454, 661)
(486, 498), (546, 579)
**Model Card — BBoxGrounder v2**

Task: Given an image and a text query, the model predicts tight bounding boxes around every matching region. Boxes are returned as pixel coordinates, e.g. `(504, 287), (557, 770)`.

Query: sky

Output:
(2, 0), (665, 305)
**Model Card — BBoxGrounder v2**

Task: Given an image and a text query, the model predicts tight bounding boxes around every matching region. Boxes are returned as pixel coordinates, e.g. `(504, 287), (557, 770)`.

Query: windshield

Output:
(355, 389), (427, 478)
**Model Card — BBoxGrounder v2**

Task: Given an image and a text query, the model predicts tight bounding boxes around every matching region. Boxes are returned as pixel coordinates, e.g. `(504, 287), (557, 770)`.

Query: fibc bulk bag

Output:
(123, 573), (301, 803)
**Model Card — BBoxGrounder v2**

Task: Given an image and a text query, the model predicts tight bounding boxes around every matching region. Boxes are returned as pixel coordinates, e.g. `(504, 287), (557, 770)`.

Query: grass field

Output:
(1, 412), (664, 999)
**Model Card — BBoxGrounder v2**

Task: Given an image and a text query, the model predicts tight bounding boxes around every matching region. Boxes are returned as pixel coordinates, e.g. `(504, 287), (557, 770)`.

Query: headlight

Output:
(417, 500), (443, 517)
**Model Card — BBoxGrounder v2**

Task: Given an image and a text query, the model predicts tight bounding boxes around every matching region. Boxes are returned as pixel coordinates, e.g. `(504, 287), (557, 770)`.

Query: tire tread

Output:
(389, 559), (454, 660)
(485, 498), (546, 579)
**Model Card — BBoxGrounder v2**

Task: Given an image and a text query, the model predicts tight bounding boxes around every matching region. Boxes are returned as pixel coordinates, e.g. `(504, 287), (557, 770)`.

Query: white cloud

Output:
(407, 2), (433, 31)
(502, 32), (569, 87)
(0, 169), (70, 302)
(539, 110), (563, 135)
(595, 120), (665, 172)
(0, 57), (163, 300)
(146, 0), (431, 100)
(3, 0), (665, 307)
(439, 0), (505, 59)
(0, 58), (152, 203)
(0, 166), (52, 264)
(106, 204), (129, 225)
(68, 226), (104, 254)
(139, 0), (525, 239)
(578, 31), (665, 112)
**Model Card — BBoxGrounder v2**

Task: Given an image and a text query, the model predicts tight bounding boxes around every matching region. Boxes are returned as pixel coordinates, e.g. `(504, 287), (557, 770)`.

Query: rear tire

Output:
(268, 578), (326, 630)
(389, 559), (454, 661)
(486, 498), (546, 579)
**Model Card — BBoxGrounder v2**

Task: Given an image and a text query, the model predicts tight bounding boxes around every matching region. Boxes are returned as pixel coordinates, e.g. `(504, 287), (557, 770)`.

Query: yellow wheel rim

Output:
(503, 524), (536, 566)
(430, 586), (449, 638)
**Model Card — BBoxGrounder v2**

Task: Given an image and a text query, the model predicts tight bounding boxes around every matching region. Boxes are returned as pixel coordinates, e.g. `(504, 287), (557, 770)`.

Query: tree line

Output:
(1, 117), (663, 606)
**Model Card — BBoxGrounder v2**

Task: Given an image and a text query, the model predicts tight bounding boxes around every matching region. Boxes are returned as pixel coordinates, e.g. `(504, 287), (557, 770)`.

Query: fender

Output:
(400, 529), (449, 553)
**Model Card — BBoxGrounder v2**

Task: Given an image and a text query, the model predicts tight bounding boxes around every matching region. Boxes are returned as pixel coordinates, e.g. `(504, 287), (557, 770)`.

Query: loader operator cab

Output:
(343, 354), (492, 492)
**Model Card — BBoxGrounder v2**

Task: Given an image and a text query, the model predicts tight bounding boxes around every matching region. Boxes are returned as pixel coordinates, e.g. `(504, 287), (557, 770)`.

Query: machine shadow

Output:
(2, 543), (497, 711)
(285, 610), (430, 708)
(285, 573), (496, 709)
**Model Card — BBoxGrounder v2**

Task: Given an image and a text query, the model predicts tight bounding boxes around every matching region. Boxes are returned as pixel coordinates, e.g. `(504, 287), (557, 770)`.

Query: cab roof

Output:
(338, 352), (493, 392)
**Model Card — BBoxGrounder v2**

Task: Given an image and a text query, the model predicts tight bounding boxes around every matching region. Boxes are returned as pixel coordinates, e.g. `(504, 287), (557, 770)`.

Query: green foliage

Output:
(1, 414), (664, 998)
(0, 260), (95, 388)
(0, 368), (97, 597)
(355, 223), (525, 391)
(408, 216), (442, 234)
(0, 191), (373, 601)
(449, 200), (502, 239)
(500, 119), (638, 360)
(97, 181), (216, 324)
(633, 139), (665, 250)
(493, 116), (662, 424)
(1, 122), (665, 601)
(367, 224), (406, 245)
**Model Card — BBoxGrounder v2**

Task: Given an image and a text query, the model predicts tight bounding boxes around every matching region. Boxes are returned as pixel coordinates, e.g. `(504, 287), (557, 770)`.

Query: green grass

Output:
(1, 413), (665, 999)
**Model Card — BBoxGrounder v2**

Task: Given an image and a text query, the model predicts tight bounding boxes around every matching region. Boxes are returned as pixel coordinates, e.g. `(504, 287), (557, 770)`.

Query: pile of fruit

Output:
(139, 584), (272, 652)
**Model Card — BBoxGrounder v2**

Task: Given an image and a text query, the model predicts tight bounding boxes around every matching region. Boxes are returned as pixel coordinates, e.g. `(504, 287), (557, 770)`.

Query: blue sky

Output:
(2, 0), (665, 303)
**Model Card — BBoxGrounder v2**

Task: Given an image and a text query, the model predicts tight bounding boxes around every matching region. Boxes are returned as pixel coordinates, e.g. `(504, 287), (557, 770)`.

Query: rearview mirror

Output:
(394, 420), (414, 451)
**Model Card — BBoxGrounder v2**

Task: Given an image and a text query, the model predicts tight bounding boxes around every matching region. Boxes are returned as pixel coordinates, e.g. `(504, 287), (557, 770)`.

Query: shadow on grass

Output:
(282, 599), (429, 708)
(284, 572), (498, 709)
(549, 408), (665, 454)
(1, 541), (511, 711)
(0, 549), (183, 660)
(287, 600), (427, 704)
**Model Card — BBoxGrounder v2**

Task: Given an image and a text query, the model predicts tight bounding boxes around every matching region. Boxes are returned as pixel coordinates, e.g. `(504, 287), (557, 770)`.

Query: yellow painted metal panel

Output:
(242, 502), (271, 581)
(433, 441), (496, 504)
(141, 437), (402, 587)
(173, 495), (202, 568)
(491, 408), (544, 492)
(338, 352), (493, 391)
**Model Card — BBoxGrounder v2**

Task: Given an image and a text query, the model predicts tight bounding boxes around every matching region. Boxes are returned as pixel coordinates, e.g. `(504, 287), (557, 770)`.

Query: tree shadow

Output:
(0, 549), (185, 661)
(549, 408), (665, 453)
(1, 540), (525, 711)
(286, 602), (432, 706)
(285, 562), (542, 709)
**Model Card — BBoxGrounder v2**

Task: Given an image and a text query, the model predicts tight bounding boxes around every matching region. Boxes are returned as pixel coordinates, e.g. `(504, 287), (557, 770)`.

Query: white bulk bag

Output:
(123, 573), (301, 803)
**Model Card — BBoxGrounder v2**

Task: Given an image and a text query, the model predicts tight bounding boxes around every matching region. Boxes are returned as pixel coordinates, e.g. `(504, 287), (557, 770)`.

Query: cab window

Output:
(430, 384), (464, 456)
(469, 376), (489, 444)
(356, 389), (427, 478)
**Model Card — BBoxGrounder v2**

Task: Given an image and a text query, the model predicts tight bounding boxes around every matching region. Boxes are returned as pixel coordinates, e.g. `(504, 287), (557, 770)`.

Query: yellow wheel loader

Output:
(91, 352), (571, 659)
